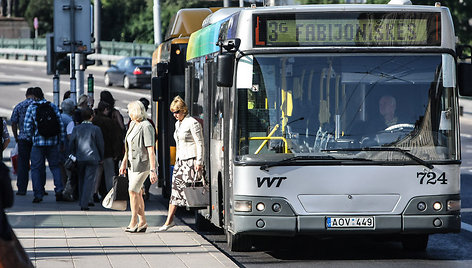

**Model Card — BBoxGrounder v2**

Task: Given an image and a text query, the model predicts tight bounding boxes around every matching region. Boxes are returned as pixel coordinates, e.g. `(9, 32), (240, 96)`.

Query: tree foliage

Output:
(13, 0), (472, 46)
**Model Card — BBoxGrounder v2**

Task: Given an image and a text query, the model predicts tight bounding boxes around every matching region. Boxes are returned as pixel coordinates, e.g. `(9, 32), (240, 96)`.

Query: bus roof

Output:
(165, 8), (213, 41)
(186, 4), (455, 61)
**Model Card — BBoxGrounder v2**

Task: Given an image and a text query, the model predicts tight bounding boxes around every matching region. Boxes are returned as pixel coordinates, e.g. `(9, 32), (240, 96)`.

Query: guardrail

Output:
(0, 38), (156, 65)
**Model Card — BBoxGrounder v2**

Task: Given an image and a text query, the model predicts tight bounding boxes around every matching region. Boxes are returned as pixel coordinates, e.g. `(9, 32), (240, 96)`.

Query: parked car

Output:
(104, 56), (152, 89)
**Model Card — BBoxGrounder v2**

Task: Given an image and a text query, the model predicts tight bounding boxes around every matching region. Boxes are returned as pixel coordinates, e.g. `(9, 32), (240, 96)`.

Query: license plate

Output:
(145, 71), (151, 75)
(326, 217), (374, 228)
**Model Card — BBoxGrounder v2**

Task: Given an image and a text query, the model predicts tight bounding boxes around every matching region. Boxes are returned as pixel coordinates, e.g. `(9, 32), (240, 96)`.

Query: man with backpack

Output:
(23, 87), (66, 203)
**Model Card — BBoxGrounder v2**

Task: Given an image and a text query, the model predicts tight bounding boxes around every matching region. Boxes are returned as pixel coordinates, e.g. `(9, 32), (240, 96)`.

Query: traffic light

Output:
(56, 54), (70, 74)
(46, 33), (70, 75)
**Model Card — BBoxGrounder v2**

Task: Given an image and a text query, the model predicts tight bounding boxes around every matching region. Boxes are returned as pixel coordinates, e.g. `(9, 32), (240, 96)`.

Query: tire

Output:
(104, 73), (112, 86)
(401, 234), (429, 251)
(226, 230), (252, 252)
(123, 76), (131, 89)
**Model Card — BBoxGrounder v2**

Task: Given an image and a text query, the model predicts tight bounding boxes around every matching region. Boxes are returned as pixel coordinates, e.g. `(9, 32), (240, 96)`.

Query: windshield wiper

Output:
(260, 155), (336, 171)
(322, 147), (434, 169)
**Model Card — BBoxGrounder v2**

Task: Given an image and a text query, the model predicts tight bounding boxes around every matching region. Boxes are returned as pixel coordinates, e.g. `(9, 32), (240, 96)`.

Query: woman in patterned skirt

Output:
(158, 96), (204, 231)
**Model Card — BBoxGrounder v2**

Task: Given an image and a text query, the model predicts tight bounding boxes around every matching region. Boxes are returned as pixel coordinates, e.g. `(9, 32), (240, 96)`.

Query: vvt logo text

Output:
(256, 177), (287, 188)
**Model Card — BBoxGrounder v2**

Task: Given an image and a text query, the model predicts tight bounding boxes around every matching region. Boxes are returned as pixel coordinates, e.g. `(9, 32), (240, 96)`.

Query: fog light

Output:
(417, 202), (427, 211)
(433, 202), (442, 211)
(272, 203), (282, 212)
(433, 218), (443, 227)
(234, 200), (252, 212)
(447, 200), (461, 211)
(256, 219), (265, 228)
(256, 202), (265, 211)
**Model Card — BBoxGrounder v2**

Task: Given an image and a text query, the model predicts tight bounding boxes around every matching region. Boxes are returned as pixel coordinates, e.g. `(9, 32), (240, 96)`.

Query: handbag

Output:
(113, 175), (129, 201)
(183, 171), (209, 208)
(0, 228), (34, 268)
(64, 154), (77, 170)
(102, 188), (127, 211)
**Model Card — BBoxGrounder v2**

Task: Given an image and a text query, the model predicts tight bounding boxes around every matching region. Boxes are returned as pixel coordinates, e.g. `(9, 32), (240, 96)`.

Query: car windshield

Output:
(235, 54), (458, 163)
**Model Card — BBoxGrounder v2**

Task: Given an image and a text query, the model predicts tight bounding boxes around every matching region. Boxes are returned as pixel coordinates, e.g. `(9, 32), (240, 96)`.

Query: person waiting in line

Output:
(59, 98), (75, 187)
(0, 116), (10, 159)
(10, 87), (35, 195)
(92, 101), (121, 201)
(23, 87), (65, 203)
(69, 107), (104, 211)
(119, 101), (157, 233)
(158, 96), (204, 232)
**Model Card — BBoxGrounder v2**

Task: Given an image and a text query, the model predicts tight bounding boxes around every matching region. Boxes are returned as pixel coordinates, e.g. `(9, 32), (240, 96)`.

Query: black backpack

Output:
(35, 102), (61, 138)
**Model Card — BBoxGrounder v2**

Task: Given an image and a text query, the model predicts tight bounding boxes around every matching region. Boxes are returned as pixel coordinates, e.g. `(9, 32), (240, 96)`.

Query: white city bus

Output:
(153, 2), (472, 251)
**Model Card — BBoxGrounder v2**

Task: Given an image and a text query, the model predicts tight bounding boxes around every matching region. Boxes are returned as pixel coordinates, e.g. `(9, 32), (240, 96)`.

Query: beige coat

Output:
(124, 120), (155, 172)
(174, 115), (204, 165)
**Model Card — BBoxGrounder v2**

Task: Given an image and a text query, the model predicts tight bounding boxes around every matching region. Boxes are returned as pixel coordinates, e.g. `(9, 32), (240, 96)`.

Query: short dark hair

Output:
(80, 107), (94, 121)
(33, 87), (44, 99)
(26, 87), (35, 96)
(139, 97), (149, 111)
(63, 90), (71, 101)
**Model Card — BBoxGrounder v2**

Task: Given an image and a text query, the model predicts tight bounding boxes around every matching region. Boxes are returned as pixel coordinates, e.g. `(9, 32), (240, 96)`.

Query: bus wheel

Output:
(401, 234), (429, 251)
(226, 231), (252, 252)
(195, 210), (213, 231)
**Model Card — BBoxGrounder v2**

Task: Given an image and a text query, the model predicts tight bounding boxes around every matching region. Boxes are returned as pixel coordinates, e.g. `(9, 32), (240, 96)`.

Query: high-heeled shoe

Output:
(125, 224), (138, 233)
(137, 223), (148, 233)
(157, 222), (175, 232)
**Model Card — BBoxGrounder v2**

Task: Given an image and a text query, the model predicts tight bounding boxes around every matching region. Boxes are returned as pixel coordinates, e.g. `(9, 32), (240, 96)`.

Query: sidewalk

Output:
(3, 163), (237, 268)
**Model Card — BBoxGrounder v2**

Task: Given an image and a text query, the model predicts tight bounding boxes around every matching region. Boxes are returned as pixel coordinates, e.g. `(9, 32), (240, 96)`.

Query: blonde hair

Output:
(170, 95), (188, 115)
(128, 101), (147, 122)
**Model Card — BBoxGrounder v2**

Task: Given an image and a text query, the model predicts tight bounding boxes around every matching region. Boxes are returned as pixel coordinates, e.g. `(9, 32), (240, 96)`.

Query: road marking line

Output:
(462, 208), (472, 213)
(462, 222), (472, 233)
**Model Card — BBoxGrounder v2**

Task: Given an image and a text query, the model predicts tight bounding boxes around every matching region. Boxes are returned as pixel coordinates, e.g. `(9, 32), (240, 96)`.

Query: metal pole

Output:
(94, 0), (101, 65)
(76, 53), (84, 96)
(153, 0), (162, 45)
(70, 0), (77, 104)
(224, 0), (230, 7)
(53, 74), (60, 106)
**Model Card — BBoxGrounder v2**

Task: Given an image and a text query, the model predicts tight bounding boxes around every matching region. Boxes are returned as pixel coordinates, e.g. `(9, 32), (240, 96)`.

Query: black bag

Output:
(184, 172), (209, 208)
(35, 102), (61, 137)
(113, 175), (129, 201)
(64, 154), (76, 170)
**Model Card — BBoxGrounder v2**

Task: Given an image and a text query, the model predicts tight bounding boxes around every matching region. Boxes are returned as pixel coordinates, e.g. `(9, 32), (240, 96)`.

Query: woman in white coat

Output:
(158, 96), (204, 231)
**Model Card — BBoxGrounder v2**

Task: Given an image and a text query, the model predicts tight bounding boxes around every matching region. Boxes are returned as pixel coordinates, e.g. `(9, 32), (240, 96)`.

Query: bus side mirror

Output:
(151, 76), (167, 101)
(459, 63), (472, 97)
(217, 53), (235, 87)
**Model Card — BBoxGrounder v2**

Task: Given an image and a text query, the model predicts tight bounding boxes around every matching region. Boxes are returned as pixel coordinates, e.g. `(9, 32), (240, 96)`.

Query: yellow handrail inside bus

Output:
(253, 124), (279, 154)
(249, 137), (289, 154)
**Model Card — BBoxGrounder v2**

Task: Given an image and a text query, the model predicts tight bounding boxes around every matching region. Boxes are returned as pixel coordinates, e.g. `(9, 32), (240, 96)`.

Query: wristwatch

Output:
(150, 169), (156, 173)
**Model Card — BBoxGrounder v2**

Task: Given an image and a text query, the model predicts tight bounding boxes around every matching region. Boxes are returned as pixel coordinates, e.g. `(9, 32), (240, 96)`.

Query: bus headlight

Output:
(256, 202), (265, 211)
(433, 202), (442, 211)
(417, 202), (427, 211)
(235, 200), (252, 212)
(447, 200), (461, 211)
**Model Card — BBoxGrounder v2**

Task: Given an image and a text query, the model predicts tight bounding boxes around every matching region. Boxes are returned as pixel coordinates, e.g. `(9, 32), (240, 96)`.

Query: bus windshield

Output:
(235, 53), (457, 163)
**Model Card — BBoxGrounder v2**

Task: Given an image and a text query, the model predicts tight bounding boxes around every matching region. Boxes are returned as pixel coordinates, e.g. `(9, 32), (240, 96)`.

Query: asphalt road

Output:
(2, 59), (472, 267)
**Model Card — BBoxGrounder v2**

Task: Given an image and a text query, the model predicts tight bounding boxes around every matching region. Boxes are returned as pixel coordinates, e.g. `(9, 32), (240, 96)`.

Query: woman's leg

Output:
(137, 188), (146, 227)
(164, 204), (177, 226)
(128, 190), (139, 227)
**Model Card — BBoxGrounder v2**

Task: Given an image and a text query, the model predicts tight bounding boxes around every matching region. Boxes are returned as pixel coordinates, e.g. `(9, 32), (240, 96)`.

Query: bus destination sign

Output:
(254, 12), (441, 47)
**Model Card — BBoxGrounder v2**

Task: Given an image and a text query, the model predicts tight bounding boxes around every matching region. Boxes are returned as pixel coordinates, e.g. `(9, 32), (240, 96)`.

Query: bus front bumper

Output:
(232, 214), (461, 236)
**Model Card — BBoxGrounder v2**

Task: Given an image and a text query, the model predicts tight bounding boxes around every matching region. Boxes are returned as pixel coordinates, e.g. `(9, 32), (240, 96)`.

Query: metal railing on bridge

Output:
(0, 38), (156, 65)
